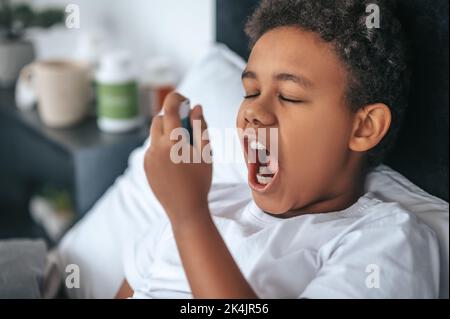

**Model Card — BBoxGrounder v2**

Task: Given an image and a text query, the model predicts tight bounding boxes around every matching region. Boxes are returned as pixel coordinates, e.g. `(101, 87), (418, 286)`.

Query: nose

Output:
(244, 103), (276, 128)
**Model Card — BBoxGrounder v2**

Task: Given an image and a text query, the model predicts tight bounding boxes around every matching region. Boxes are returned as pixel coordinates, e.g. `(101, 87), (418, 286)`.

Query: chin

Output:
(252, 193), (291, 215)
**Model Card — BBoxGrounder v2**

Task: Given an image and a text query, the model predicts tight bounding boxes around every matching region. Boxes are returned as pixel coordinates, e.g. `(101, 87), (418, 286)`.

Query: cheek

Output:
(280, 107), (353, 183)
(314, 114), (352, 159)
(286, 105), (351, 155)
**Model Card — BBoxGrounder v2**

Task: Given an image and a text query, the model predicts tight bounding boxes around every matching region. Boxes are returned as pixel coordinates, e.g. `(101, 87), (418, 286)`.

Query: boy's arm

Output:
(144, 92), (257, 299)
(171, 208), (258, 299)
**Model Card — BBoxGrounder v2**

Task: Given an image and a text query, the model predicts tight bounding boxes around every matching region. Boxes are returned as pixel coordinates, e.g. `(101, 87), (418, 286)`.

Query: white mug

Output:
(19, 60), (91, 128)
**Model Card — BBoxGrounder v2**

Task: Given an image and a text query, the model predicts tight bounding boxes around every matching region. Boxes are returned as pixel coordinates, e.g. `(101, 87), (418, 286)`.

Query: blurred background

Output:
(0, 0), (215, 244)
(8, 0), (214, 74)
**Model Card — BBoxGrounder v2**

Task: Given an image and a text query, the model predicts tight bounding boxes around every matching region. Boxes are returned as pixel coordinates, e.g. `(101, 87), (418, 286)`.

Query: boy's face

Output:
(237, 26), (360, 215)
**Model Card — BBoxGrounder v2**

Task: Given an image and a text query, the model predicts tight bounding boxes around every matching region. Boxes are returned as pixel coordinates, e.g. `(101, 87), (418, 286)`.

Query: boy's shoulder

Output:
(282, 192), (439, 252)
(337, 192), (437, 239)
(351, 192), (430, 225)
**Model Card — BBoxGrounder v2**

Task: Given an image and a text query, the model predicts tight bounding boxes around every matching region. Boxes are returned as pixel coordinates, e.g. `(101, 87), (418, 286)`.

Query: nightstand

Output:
(0, 89), (148, 217)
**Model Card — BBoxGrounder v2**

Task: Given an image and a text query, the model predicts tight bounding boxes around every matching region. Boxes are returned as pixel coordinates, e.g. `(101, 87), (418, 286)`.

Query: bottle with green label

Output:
(96, 51), (142, 133)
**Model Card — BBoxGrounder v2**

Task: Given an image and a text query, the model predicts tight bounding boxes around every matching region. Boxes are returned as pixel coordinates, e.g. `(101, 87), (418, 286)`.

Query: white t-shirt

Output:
(123, 184), (440, 299)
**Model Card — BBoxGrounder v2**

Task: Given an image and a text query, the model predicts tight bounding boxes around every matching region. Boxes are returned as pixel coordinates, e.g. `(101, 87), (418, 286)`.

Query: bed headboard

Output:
(216, 0), (449, 201)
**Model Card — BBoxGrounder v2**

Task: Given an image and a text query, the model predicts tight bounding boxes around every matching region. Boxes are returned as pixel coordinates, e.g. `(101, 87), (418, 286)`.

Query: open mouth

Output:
(244, 137), (279, 192)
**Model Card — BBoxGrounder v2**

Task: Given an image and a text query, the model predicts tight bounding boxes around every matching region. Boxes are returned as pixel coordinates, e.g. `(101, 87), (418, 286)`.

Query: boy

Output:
(116, 0), (439, 298)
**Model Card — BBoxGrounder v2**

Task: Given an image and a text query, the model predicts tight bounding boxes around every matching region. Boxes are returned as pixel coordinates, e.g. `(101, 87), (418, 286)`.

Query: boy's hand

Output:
(144, 92), (212, 225)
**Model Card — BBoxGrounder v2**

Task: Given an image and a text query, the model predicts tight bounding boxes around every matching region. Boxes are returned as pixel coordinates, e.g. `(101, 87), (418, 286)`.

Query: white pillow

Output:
(365, 165), (449, 298)
(138, 44), (248, 184)
(177, 44), (248, 184)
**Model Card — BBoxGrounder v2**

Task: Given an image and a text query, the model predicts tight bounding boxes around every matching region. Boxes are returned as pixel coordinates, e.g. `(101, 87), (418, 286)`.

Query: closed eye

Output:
(243, 93), (260, 99)
(279, 95), (304, 103)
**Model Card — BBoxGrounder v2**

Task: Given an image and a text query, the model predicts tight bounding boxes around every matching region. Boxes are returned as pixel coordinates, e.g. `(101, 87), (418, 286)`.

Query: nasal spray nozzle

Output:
(159, 99), (193, 144)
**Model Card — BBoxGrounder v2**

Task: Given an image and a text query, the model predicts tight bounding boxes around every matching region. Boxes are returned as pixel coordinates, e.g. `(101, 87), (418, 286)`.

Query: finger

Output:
(150, 115), (163, 141)
(190, 105), (211, 155)
(162, 91), (186, 135)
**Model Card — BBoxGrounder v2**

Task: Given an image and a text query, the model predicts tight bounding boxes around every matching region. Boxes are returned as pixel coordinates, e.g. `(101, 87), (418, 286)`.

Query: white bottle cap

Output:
(96, 50), (136, 83)
(142, 56), (178, 86)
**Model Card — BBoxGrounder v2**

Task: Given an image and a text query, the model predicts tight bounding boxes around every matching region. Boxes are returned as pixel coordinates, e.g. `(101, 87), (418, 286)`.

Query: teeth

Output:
(256, 174), (273, 185)
(259, 166), (273, 175)
(250, 140), (266, 150)
(268, 158), (278, 174)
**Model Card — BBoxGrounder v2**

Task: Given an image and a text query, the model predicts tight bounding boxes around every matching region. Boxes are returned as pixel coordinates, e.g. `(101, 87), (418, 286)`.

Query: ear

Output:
(349, 103), (392, 152)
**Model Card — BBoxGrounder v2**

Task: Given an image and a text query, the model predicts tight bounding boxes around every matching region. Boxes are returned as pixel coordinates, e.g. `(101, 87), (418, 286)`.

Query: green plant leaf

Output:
(12, 4), (33, 28)
(32, 8), (64, 28)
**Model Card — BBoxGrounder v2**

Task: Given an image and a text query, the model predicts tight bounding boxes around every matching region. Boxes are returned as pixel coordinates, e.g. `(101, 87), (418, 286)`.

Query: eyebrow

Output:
(241, 70), (313, 88)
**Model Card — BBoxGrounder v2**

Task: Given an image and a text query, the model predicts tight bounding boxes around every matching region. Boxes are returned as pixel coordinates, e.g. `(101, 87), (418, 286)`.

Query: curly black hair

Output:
(245, 0), (411, 167)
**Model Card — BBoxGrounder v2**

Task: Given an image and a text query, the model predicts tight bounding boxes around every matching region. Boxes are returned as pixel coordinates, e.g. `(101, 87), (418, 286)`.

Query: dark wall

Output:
(385, 0), (449, 201)
(216, 0), (258, 59)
